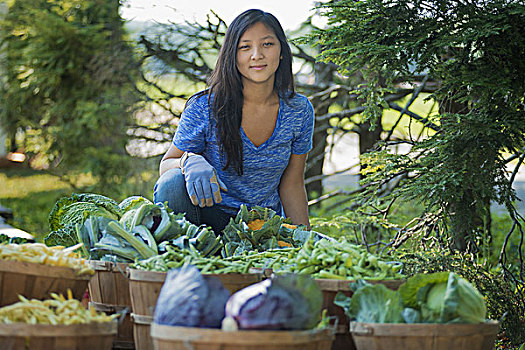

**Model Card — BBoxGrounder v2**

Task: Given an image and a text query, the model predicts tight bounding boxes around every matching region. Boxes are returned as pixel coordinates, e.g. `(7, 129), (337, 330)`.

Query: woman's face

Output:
(236, 22), (282, 87)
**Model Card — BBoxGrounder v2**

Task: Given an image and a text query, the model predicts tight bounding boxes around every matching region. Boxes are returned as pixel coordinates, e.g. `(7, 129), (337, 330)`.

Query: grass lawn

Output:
(0, 168), (74, 241)
(0, 165), (158, 242)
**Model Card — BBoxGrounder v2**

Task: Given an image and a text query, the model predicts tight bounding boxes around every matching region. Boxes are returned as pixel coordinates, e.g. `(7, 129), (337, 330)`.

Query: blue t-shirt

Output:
(173, 92), (315, 215)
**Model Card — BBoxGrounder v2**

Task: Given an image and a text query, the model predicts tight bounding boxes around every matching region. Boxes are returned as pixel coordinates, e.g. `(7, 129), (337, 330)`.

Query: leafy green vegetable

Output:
(132, 225), (158, 253)
(398, 271), (488, 323)
(45, 193), (121, 247)
(152, 203), (173, 241)
(48, 193), (122, 231)
(334, 281), (404, 323)
(443, 273), (487, 324)
(118, 196), (152, 212)
(120, 203), (160, 231)
(398, 271), (450, 309)
(105, 220), (157, 259)
(221, 205), (305, 257)
(93, 230), (143, 261)
(336, 272), (488, 324)
(43, 226), (78, 247)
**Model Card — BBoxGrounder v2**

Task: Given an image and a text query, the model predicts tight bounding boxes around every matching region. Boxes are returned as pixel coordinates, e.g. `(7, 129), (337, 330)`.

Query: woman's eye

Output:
(263, 42), (274, 47)
(239, 45), (250, 50)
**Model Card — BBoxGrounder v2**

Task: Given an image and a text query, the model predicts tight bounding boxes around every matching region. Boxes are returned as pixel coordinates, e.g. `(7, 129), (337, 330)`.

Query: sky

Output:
(120, 0), (323, 30)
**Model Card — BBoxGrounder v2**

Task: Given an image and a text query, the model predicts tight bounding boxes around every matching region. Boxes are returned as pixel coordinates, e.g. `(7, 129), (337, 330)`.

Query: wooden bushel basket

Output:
(131, 313), (153, 350)
(89, 260), (134, 349)
(350, 321), (500, 350)
(0, 260), (92, 306)
(150, 323), (335, 350)
(315, 279), (404, 350)
(128, 268), (263, 350)
(0, 321), (117, 350)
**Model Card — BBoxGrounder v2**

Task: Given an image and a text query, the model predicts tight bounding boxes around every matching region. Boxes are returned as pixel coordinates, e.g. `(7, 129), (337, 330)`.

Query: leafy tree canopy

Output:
(307, 0), (525, 252)
(0, 0), (141, 190)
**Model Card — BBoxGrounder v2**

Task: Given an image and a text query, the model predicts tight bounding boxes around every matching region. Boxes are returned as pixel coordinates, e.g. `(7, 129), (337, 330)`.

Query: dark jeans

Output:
(153, 168), (235, 235)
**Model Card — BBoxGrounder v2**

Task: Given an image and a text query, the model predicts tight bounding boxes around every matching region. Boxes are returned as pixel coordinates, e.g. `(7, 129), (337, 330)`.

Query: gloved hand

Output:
(181, 153), (227, 207)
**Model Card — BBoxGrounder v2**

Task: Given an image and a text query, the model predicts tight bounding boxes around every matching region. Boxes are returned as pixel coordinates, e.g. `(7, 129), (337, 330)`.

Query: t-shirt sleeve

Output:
(172, 96), (208, 153)
(291, 98), (315, 155)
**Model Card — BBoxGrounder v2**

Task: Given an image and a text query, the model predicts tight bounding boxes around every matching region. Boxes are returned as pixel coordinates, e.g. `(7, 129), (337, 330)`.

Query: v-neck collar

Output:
(241, 96), (282, 151)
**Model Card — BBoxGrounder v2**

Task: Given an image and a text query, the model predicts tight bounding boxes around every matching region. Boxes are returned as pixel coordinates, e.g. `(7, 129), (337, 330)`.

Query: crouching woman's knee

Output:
(153, 168), (187, 207)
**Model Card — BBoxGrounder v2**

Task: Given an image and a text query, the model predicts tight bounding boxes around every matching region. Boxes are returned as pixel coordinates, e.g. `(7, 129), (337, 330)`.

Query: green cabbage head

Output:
(399, 272), (487, 324)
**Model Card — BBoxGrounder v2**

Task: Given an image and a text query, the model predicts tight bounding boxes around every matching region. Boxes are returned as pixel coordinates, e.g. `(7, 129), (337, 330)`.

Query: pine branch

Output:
(305, 163), (360, 185)
(386, 75), (429, 141)
(387, 102), (440, 131)
(509, 151), (525, 188)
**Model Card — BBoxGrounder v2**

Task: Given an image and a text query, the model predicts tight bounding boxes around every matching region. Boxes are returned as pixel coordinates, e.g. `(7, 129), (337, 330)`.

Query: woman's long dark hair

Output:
(207, 9), (295, 175)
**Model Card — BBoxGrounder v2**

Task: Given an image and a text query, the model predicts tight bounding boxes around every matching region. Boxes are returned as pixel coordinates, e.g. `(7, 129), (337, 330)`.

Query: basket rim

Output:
(150, 323), (334, 345)
(314, 278), (405, 291)
(88, 260), (130, 272)
(0, 320), (118, 337)
(0, 259), (92, 280)
(127, 268), (263, 282)
(350, 320), (500, 337)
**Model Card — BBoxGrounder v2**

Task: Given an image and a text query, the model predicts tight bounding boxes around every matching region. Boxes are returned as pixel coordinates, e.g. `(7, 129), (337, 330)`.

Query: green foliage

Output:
(309, 198), (403, 252)
(0, 167), (158, 241)
(0, 234), (29, 244)
(0, 0), (142, 190)
(310, 0), (525, 115)
(308, 0), (525, 252)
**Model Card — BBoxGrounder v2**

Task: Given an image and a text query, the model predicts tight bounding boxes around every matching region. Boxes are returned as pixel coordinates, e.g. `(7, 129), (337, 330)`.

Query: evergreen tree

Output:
(0, 0), (141, 191)
(309, 0), (525, 252)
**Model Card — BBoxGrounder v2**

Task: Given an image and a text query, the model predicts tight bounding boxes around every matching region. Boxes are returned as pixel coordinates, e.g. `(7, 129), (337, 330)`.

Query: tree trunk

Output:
(358, 118), (383, 181)
(305, 61), (335, 199)
(305, 102), (329, 198)
(439, 99), (492, 252)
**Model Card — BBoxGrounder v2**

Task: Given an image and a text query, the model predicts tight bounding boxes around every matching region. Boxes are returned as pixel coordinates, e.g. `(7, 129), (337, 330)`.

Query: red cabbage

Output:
(225, 274), (322, 330)
(153, 265), (230, 328)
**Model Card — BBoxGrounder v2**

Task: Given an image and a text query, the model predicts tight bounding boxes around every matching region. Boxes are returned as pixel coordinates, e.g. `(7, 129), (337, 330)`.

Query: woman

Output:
(154, 9), (315, 235)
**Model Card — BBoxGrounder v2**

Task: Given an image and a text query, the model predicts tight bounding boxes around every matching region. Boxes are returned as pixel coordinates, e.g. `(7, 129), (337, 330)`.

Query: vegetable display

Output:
(44, 193), (222, 262)
(334, 272), (487, 324)
(275, 237), (404, 280)
(398, 271), (487, 324)
(0, 243), (94, 275)
(0, 290), (116, 325)
(132, 237), (404, 284)
(43, 193), (405, 283)
(221, 205), (311, 257)
(153, 266), (324, 331)
(334, 280), (404, 323)
(131, 245), (256, 274)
